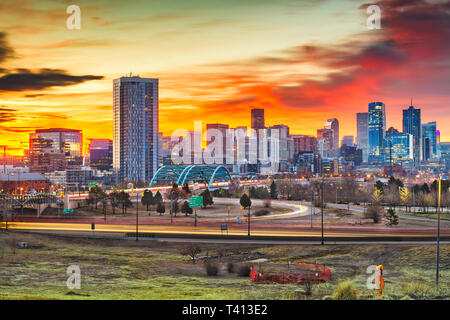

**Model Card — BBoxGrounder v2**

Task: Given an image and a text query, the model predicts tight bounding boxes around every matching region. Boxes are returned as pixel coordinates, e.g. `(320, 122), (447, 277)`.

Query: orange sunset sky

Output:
(0, 0), (449, 155)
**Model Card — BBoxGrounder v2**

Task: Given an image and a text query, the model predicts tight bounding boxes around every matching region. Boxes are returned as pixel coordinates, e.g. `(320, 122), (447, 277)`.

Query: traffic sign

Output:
(221, 223), (228, 231)
(63, 209), (74, 215)
(89, 182), (98, 187)
(189, 196), (203, 208)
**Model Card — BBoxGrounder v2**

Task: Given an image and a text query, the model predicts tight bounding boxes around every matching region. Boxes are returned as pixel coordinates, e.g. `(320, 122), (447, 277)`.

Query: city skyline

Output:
(0, 0), (449, 156)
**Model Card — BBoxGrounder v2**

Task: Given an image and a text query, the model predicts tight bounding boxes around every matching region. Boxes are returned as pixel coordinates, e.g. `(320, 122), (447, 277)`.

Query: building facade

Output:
(356, 112), (369, 163)
(29, 128), (83, 173)
(368, 102), (386, 163)
(422, 121), (438, 161)
(113, 76), (159, 183)
(402, 105), (421, 164)
(88, 139), (113, 171)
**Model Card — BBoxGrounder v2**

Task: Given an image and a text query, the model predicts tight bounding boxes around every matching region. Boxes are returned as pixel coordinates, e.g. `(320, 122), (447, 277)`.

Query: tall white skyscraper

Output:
(113, 76), (159, 182)
(356, 112), (369, 163)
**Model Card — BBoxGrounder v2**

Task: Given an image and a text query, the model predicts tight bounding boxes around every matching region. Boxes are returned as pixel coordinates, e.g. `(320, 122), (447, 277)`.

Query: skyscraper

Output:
(368, 102), (386, 163)
(88, 139), (113, 171)
(317, 128), (333, 157)
(113, 76), (159, 182)
(384, 133), (413, 166)
(251, 108), (265, 131)
(29, 128), (83, 173)
(206, 123), (229, 164)
(341, 136), (354, 147)
(356, 112), (369, 162)
(324, 118), (339, 156)
(422, 121), (437, 161)
(402, 105), (421, 164)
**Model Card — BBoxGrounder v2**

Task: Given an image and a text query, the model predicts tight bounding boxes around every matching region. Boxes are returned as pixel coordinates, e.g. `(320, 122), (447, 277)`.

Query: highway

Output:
(3, 220), (449, 242)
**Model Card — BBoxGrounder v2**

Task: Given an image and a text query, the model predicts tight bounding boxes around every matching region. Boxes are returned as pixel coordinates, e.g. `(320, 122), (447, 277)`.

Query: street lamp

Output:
(436, 175), (448, 287)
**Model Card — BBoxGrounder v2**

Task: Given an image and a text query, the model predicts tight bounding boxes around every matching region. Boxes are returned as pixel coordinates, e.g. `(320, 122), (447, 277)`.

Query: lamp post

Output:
(310, 190), (314, 229)
(135, 189), (139, 241)
(321, 177), (324, 245)
(436, 175), (447, 287)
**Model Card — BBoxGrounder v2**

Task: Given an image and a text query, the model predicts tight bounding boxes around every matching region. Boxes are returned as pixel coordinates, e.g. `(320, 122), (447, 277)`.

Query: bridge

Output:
(0, 193), (63, 216)
(149, 165), (232, 190)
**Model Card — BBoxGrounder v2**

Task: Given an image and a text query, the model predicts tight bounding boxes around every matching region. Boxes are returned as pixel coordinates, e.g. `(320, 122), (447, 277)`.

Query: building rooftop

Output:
(0, 173), (48, 181)
(35, 128), (82, 133)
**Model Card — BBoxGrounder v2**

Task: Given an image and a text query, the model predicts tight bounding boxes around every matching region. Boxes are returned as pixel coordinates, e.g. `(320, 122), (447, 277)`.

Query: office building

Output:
(368, 102), (386, 163)
(384, 133), (413, 167)
(422, 121), (438, 161)
(403, 105), (421, 163)
(356, 112), (369, 162)
(341, 136), (354, 147)
(251, 108), (265, 131)
(29, 128), (83, 173)
(324, 118), (339, 155)
(88, 139), (113, 171)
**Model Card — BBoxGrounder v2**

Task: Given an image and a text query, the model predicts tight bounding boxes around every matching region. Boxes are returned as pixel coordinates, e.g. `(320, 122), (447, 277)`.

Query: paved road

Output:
(3, 220), (449, 240)
(326, 203), (450, 223)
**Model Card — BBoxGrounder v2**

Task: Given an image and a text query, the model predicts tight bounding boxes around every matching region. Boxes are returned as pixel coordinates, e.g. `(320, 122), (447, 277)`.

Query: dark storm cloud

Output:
(0, 68), (104, 92)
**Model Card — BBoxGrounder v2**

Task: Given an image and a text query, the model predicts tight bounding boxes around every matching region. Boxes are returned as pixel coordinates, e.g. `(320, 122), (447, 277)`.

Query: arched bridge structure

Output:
(149, 165), (232, 190)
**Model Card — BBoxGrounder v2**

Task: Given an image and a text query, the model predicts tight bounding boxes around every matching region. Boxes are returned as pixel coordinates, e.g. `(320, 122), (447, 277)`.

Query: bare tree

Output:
(180, 244), (202, 263)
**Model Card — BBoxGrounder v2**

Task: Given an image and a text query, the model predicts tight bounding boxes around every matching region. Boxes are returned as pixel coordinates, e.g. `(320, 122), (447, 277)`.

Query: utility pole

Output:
(390, 140), (393, 177)
(248, 206), (251, 237)
(321, 177), (324, 245)
(436, 176), (447, 287)
(136, 190), (139, 241)
(310, 190), (313, 228)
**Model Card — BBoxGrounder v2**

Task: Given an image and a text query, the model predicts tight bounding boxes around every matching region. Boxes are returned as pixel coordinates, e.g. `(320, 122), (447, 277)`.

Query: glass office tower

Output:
(402, 105), (421, 164)
(368, 102), (386, 163)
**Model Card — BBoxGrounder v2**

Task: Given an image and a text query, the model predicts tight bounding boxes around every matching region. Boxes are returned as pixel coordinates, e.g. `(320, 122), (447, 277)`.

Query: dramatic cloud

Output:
(0, 32), (13, 63)
(0, 106), (16, 123)
(0, 68), (104, 92)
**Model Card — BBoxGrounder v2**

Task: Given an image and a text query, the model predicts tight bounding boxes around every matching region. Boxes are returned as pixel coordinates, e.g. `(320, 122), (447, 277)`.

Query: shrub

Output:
(365, 205), (384, 223)
(332, 281), (358, 300)
(401, 281), (434, 299)
(236, 264), (251, 277)
(204, 261), (219, 276)
(227, 262), (235, 273)
(254, 209), (270, 217)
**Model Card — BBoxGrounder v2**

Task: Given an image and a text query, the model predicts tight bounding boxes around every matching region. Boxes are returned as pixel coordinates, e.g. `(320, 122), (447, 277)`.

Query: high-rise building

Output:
(268, 125), (290, 172)
(251, 108), (265, 131)
(440, 142), (450, 170)
(356, 112), (369, 162)
(317, 128), (333, 157)
(113, 76), (159, 182)
(402, 105), (421, 163)
(291, 135), (317, 154)
(324, 118), (339, 155)
(341, 136), (354, 147)
(206, 123), (229, 164)
(368, 102), (386, 163)
(384, 133), (413, 166)
(422, 121), (438, 161)
(29, 128), (83, 173)
(88, 139), (113, 171)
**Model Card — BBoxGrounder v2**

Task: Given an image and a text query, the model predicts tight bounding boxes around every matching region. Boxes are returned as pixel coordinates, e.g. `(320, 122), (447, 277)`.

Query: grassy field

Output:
(0, 231), (448, 300)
